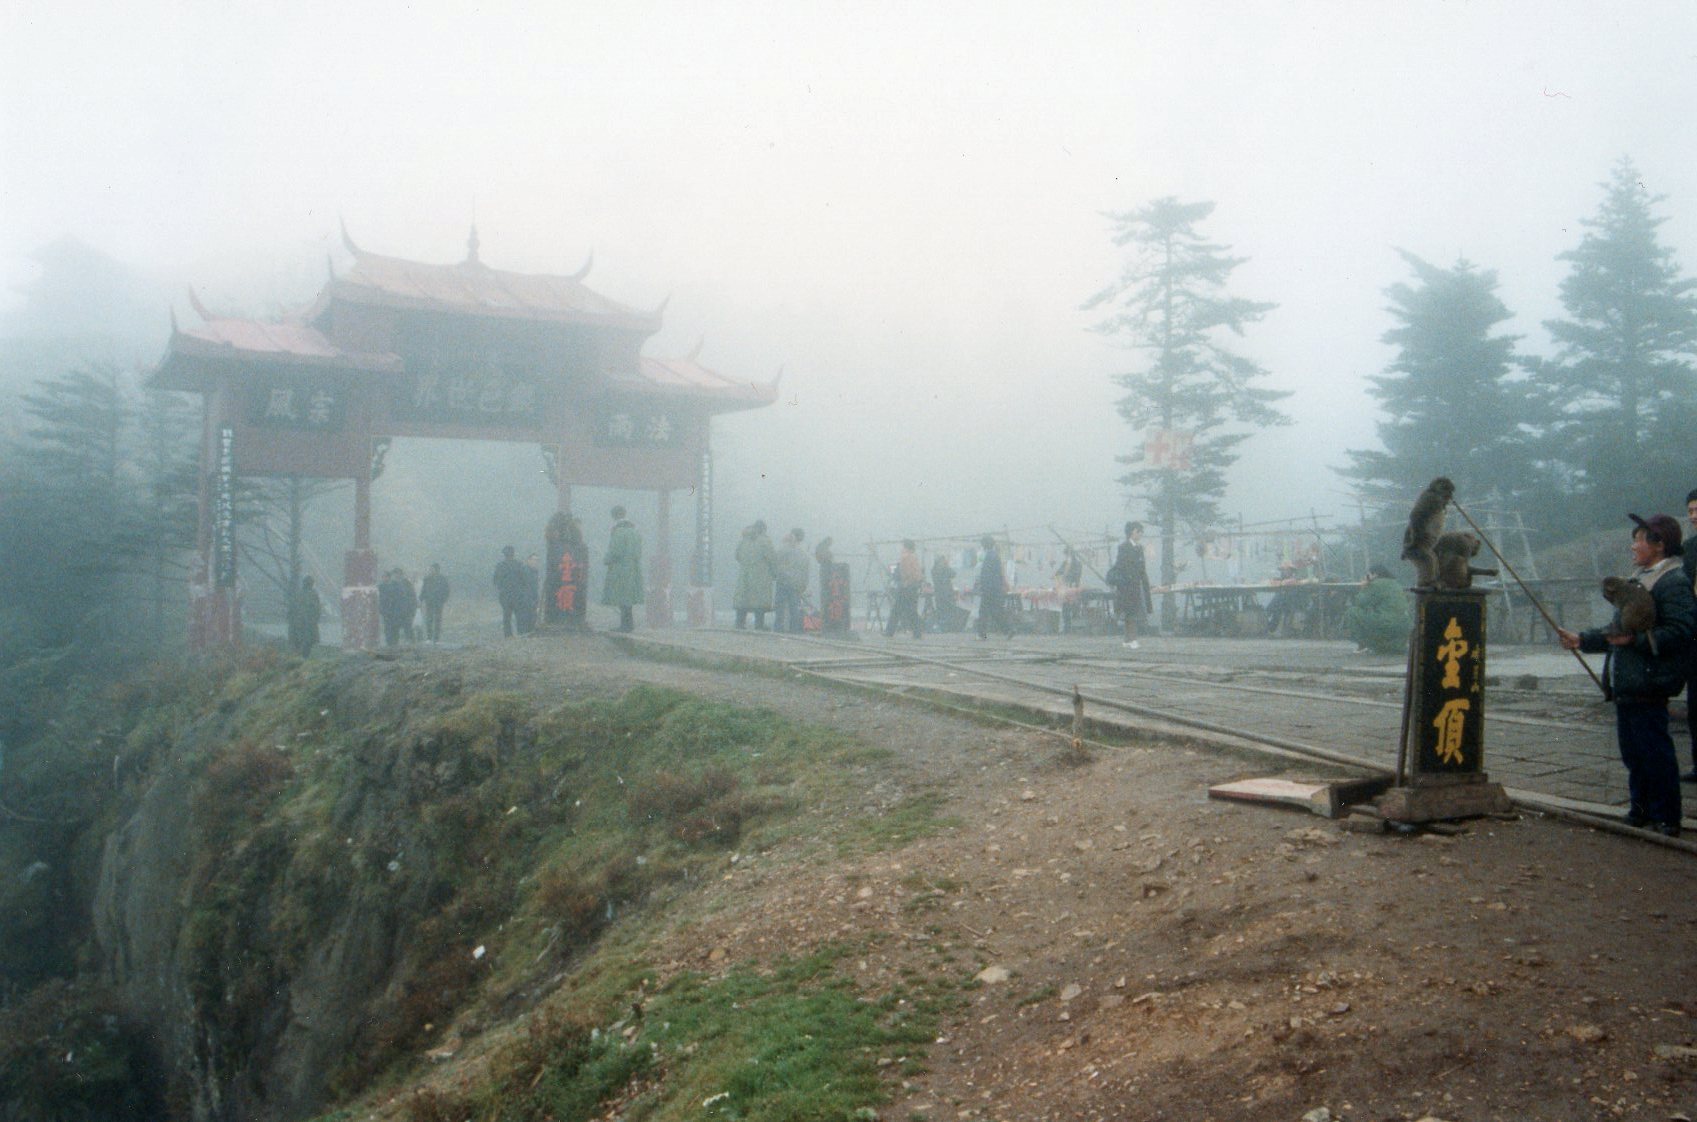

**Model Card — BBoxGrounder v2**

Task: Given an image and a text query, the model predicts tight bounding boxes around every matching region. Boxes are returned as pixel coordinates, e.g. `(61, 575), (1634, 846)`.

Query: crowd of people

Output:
(278, 489), (1697, 840)
(714, 521), (1157, 645)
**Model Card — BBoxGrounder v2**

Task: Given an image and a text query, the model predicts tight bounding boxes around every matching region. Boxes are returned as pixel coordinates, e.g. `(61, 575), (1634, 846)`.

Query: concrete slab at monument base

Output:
(1379, 773), (1514, 823)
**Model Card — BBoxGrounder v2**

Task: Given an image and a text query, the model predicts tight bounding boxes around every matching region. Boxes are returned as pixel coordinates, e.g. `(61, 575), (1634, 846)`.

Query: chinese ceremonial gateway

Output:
(154, 226), (777, 647)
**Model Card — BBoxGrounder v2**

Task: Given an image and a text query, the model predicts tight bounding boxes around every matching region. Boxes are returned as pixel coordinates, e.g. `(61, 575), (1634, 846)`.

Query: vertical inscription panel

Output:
(1410, 590), (1487, 776)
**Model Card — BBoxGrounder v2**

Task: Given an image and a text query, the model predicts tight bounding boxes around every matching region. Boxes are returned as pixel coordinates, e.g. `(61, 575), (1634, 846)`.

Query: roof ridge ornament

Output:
(187, 286), (216, 323)
(571, 250), (594, 282)
(770, 365), (784, 390)
(466, 224), (481, 265)
(652, 293), (671, 323)
(687, 336), (705, 361)
(339, 216), (361, 256)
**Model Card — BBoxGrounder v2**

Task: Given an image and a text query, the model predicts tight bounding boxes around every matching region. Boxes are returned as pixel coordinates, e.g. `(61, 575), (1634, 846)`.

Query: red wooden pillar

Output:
(687, 448), (712, 626)
(341, 459), (379, 650)
(647, 489), (673, 627)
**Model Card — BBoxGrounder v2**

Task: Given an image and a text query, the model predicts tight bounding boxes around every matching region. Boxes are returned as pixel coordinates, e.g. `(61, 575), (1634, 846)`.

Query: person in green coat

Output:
(733, 520), (776, 630)
(1343, 564), (1411, 654)
(601, 505), (644, 632)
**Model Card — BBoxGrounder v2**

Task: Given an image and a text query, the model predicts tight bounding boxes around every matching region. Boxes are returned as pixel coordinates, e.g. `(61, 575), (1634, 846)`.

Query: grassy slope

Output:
(2, 649), (968, 1122)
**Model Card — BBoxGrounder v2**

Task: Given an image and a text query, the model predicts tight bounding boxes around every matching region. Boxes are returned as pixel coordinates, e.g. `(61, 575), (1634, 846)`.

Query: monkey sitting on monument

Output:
(1601, 576), (1660, 655)
(1400, 476), (1455, 587)
(1431, 531), (1498, 590)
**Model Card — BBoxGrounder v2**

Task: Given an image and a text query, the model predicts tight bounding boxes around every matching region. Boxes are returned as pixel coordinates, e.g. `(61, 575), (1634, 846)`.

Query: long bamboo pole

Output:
(1448, 501), (1606, 695)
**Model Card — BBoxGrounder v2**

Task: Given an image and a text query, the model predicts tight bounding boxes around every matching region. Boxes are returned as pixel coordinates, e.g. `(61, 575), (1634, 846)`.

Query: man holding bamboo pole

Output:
(1557, 514), (1695, 837)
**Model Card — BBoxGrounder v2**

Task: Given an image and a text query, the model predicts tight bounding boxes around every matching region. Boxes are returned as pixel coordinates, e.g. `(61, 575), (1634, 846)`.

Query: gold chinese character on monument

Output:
(1431, 697), (1471, 765)
(1435, 617), (1469, 689)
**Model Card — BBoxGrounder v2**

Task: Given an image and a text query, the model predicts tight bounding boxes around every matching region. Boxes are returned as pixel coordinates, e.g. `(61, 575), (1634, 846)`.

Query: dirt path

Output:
(461, 638), (1697, 1121)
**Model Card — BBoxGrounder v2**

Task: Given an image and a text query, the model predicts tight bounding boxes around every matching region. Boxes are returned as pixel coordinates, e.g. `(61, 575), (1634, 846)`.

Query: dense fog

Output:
(4, 0), (1696, 630)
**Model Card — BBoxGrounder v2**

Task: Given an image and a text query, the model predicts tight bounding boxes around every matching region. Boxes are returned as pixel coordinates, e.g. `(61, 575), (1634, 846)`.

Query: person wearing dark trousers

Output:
(975, 535), (1014, 639)
(602, 506), (644, 633)
(1682, 488), (1697, 782)
(733, 521), (776, 630)
(1106, 522), (1152, 649)
(379, 568), (416, 647)
(1558, 513), (1695, 837)
(773, 528), (809, 634)
(420, 563), (450, 643)
(884, 540), (924, 639)
(493, 546), (529, 638)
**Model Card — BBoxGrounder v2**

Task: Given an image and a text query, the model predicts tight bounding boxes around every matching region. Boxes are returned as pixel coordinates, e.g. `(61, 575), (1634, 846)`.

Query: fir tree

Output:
(1342, 251), (1536, 517)
(1084, 197), (1289, 624)
(1539, 158), (1697, 528)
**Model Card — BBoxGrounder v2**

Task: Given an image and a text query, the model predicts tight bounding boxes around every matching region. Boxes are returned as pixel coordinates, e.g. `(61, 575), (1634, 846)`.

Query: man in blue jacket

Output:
(1558, 513), (1696, 837)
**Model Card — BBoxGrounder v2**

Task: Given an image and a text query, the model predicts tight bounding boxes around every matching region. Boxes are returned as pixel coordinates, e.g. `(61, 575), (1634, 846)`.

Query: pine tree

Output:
(7, 364), (141, 646)
(1539, 158), (1697, 529)
(135, 387), (201, 642)
(1342, 252), (1536, 518)
(1084, 197), (1290, 624)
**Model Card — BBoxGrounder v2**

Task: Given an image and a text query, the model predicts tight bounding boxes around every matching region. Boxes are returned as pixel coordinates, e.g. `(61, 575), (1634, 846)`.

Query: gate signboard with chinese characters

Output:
(155, 228), (776, 648)
(1381, 588), (1513, 822)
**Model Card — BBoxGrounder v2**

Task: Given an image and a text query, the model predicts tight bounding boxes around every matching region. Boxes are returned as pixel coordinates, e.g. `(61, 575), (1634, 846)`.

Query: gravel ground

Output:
(394, 635), (1697, 1122)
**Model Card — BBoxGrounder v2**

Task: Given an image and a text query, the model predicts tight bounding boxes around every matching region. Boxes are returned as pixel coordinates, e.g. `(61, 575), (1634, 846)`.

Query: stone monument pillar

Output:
(1381, 587), (1513, 822)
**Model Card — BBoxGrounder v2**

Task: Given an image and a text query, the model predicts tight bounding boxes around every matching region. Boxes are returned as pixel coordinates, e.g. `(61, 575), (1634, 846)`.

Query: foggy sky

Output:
(5, 0), (1695, 562)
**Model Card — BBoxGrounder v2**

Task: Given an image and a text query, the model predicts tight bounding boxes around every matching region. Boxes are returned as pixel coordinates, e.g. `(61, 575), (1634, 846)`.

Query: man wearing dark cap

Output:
(1557, 513), (1695, 836)
(1683, 489), (1697, 781)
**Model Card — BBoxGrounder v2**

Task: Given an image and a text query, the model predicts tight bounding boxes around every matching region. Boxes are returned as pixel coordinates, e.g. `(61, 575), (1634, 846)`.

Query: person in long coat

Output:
(601, 506), (644, 632)
(1107, 521), (1152, 649)
(773, 528), (810, 634)
(420, 564), (450, 643)
(287, 576), (322, 658)
(734, 521), (777, 630)
(974, 535), (1014, 639)
(493, 546), (530, 638)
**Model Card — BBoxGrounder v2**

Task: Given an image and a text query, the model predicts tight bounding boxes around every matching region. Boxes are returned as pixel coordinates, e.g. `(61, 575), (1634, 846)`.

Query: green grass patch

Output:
(840, 792), (961, 856)
(382, 944), (957, 1122)
(633, 945), (943, 1121)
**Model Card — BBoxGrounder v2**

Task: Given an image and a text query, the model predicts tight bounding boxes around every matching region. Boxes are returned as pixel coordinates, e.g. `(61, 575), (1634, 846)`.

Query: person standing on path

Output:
(773, 528), (810, 634)
(974, 535), (1014, 639)
(1106, 522), (1153, 649)
(734, 521), (777, 630)
(493, 546), (529, 638)
(1557, 513), (1695, 837)
(602, 506), (644, 633)
(884, 539), (925, 639)
(420, 563), (450, 643)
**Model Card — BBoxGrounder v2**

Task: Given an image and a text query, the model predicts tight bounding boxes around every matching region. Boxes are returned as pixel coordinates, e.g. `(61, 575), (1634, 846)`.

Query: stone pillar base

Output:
(687, 587), (711, 627)
(1379, 773), (1514, 823)
(189, 583), (242, 648)
(342, 549), (379, 651)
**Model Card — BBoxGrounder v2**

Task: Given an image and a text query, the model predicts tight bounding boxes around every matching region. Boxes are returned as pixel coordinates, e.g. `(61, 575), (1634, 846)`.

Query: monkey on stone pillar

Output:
(1432, 531), (1497, 590)
(1400, 477), (1455, 588)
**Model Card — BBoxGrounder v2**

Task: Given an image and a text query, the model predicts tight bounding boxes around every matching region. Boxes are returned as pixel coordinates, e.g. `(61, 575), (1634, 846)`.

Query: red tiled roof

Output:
(618, 354), (780, 410)
(327, 249), (657, 329)
(171, 319), (402, 371)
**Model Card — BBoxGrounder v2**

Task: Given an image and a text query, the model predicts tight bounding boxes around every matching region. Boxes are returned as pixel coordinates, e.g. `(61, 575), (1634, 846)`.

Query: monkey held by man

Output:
(1401, 476), (1455, 587)
(1432, 531), (1498, 590)
(1601, 576), (1659, 654)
